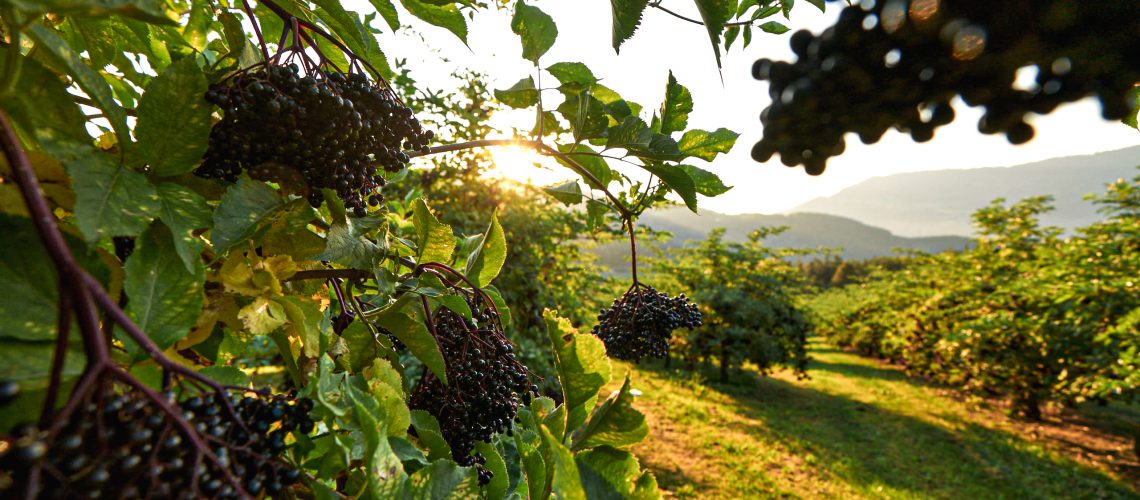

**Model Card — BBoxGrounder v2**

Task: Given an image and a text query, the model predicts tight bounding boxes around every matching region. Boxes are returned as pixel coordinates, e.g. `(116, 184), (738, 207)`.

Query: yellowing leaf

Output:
(239, 296), (287, 335)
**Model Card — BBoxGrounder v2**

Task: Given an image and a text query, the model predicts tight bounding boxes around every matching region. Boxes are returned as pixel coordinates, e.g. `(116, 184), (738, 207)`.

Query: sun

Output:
(484, 145), (569, 187)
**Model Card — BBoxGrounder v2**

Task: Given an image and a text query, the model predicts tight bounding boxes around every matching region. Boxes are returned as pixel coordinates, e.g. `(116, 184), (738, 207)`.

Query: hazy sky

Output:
(360, 0), (1140, 214)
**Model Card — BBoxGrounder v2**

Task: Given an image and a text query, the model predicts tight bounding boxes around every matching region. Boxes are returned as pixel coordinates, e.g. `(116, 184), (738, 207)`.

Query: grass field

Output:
(616, 338), (1139, 499)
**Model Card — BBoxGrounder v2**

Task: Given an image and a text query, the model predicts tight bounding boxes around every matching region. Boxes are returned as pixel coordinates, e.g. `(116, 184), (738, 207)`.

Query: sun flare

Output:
(484, 145), (568, 187)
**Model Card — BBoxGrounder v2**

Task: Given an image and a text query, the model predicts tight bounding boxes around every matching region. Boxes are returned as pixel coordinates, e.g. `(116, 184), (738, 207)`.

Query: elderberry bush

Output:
(752, 0), (1140, 175)
(196, 64), (433, 217)
(591, 285), (702, 362)
(0, 386), (314, 499)
(408, 296), (535, 485)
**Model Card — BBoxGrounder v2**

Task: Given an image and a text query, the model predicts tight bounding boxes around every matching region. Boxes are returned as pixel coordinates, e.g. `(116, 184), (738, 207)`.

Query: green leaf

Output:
(572, 375), (649, 451)
(0, 340), (84, 388)
(198, 365), (250, 387)
(805, 0), (826, 12)
(759, 21), (789, 34)
(398, 0), (468, 45)
(315, 217), (381, 269)
(544, 310), (611, 435)
(547, 62), (597, 90)
(782, 0), (795, 18)
(556, 92), (610, 143)
(512, 1), (558, 63)
(679, 164), (731, 196)
(352, 394), (409, 498)
(515, 431), (546, 499)
(606, 116), (653, 152)
(483, 286), (513, 328)
(556, 144), (613, 190)
(1124, 86), (1140, 129)
(375, 311), (448, 385)
(586, 199), (610, 230)
(276, 296), (324, 358)
(724, 25), (741, 51)
(71, 17), (120, 69)
(64, 146), (160, 243)
(629, 133), (683, 162)
(312, 0), (393, 79)
(211, 179), (284, 256)
(465, 212), (507, 288)
(413, 199), (456, 265)
(657, 72), (693, 135)
(0, 214), (108, 342)
(405, 459), (480, 499)
(0, 47), (89, 149)
(474, 441), (509, 499)
(576, 446), (661, 500)
(134, 52), (211, 175)
(544, 181), (584, 206)
(436, 295), (473, 321)
(677, 128), (740, 161)
(692, 0), (734, 70)
(124, 222), (205, 355)
(27, 23), (130, 147)
(609, 0), (650, 53)
(410, 410), (454, 461)
(538, 424), (587, 500)
(155, 183), (210, 273)
(340, 322), (379, 373)
(494, 76), (539, 109)
(5, 0), (176, 24)
(643, 162), (698, 212)
(369, 0), (401, 31)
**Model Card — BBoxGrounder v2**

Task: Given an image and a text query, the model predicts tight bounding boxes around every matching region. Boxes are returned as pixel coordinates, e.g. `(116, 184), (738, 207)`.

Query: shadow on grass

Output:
(640, 362), (1137, 499)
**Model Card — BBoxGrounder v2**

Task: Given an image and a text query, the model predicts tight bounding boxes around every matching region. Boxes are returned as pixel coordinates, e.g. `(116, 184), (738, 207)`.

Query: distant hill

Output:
(789, 145), (1140, 237)
(589, 209), (971, 274)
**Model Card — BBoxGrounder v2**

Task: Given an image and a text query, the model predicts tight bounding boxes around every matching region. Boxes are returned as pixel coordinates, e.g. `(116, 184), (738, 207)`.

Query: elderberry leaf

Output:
(63, 146), (160, 243)
(155, 183), (210, 273)
(410, 410), (453, 461)
(657, 71), (694, 135)
(679, 164), (732, 196)
(693, 0), (734, 70)
(398, 0), (469, 45)
(375, 311), (448, 385)
(538, 424), (587, 500)
(197, 365), (250, 387)
(364, 358), (411, 437)
(135, 55), (212, 176)
(352, 396), (409, 498)
(412, 199), (456, 265)
(556, 144), (614, 190)
(123, 222), (205, 356)
(474, 441), (509, 499)
(239, 296), (288, 335)
(277, 296), (325, 359)
(576, 446), (660, 500)
(557, 92), (610, 144)
(677, 127), (740, 161)
(606, 116), (654, 152)
(571, 375), (649, 451)
(586, 199), (610, 230)
(547, 62), (598, 92)
(465, 212), (507, 287)
(368, 0), (401, 31)
(759, 20), (789, 34)
(436, 295), (474, 321)
(514, 432), (546, 499)
(0, 341), (84, 390)
(642, 162), (699, 212)
(405, 459), (480, 498)
(27, 23), (131, 148)
(512, 1), (557, 63)
(0, 214), (108, 342)
(211, 179), (285, 256)
(544, 310), (611, 432)
(340, 322), (379, 374)
(316, 217), (381, 269)
(312, 0), (393, 78)
(610, 0), (650, 53)
(0, 47), (89, 150)
(494, 76), (539, 108)
(1125, 86), (1140, 129)
(3, 0), (176, 24)
(544, 181), (584, 206)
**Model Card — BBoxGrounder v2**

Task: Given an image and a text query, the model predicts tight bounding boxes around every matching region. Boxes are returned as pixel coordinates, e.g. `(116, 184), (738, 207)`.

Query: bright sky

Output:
(359, 0), (1140, 214)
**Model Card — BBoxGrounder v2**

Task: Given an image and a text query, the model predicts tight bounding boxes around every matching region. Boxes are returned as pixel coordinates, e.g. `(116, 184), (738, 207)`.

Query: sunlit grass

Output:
(614, 338), (1138, 499)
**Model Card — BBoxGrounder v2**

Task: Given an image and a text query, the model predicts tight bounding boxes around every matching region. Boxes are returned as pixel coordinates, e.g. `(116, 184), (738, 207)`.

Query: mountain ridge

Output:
(788, 145), (1140, 237)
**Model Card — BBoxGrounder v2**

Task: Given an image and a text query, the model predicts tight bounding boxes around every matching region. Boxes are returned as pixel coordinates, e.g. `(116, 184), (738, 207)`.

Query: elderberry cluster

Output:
(0, 386), (314, 499)
(751, 0), (1140, 175)
(408, 297), (536, 485)
(196, 64), (433, 217)
(591, 285), (702, 361)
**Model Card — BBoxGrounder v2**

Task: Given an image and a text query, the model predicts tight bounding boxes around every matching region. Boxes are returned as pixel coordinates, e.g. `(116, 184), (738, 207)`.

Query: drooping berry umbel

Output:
(591, 284), (702, 362)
